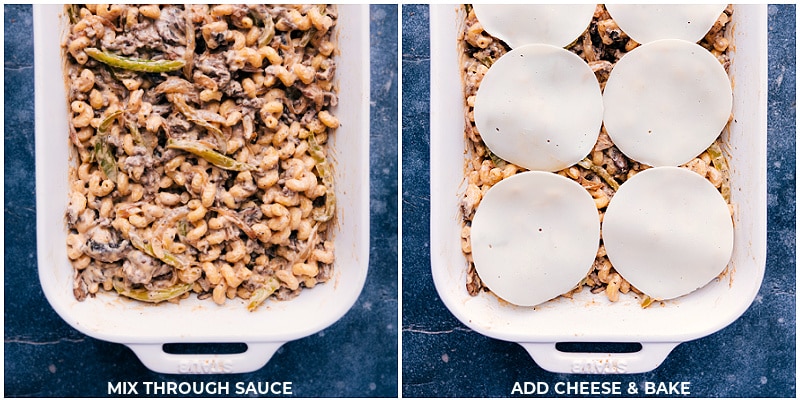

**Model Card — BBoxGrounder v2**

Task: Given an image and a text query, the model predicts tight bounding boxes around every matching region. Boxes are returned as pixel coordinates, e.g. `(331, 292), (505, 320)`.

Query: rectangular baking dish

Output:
(34, 4), (370, 374)
(430, 4), (767, 374)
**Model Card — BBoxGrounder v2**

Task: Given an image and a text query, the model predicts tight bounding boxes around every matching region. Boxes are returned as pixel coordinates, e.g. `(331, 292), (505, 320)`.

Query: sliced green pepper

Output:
(299, 27), (317, 47)
(167, 139), (255, 172)
(176, 220), (190, 238)
(85, 48), (185, 73)
(256, 12), (275, 48)
(67, 5), (80, 25)
(308, 132), (335, 222)
(706, 141), (731, 201)
(126, 119), (151, 152)
(487, 150), (507, 168)
(113, 279), (193, 303)
(129, 234), (190, 270)
(171, 95), (228, 153)
(477, 55), (495, 68)
(246, 278), (281, 312)
(577, 157), (620, 191)
(93, 136), (118, 182)
(98, 110), (123, 134)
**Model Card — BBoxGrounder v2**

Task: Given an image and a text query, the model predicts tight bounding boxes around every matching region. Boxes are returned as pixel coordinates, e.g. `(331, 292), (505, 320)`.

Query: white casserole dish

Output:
(429, 4), (767, 374)
(34, 4), (370, 374)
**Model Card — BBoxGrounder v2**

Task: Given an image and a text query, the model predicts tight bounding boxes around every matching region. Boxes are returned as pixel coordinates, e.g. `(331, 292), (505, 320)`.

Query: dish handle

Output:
(520, 342), (679, 374)
(127, 342), (284, 374)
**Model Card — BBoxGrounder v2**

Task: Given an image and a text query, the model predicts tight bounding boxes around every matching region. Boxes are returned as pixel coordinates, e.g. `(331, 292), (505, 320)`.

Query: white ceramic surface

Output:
(34, 4), (370, 374)
(429, 4), (766, 374)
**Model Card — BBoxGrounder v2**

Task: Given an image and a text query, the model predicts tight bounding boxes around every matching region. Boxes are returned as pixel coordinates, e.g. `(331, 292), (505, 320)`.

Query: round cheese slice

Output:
(474, 44), (603, 172)
(471, 171), (600, 307)
(601, 167), (734, 300)
(473, 4), (596, 48)
(605, 4), (727, 44)
(602, 39), (732, 167)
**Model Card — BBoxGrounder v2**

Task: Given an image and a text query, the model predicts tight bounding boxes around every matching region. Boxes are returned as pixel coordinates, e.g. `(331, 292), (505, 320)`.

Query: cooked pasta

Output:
(458, 4), (734, 307)
(63, 4), (339, 311)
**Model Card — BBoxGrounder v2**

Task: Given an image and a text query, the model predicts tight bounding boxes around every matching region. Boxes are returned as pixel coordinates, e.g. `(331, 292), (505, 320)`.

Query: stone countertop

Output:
(4, 5), (397, 397)
(402, 4), (795, 398)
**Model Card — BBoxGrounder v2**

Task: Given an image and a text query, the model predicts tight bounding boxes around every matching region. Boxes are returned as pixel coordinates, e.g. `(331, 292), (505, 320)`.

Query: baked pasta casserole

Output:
(63, 4), (339, 311)
(458, 4), (734, 307)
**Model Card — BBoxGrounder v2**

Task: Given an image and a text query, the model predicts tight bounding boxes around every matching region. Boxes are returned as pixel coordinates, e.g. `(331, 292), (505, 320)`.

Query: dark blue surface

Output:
(4, 5), (398, 398)
(402, 4), (796, 398)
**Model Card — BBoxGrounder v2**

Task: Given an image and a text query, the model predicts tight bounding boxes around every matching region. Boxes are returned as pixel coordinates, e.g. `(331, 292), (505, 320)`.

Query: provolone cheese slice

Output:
(602, 167), (734, 300)
(471, 171), (600, 307)
(473, 4), (596, 48)
(605, 4), (727, 44)
(602, 39), (732, 167)
(474, 44), (603, 172)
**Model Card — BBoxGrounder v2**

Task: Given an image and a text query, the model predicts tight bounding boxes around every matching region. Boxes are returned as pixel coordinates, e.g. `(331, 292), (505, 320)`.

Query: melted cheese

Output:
(602, 39), (732, 167)
(470, 171), (600, 307)
(605, 4), (727, 44)
(474, 44), (603, 172)
(473, 4), (596, 48)
(601, 167), (734, 300)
